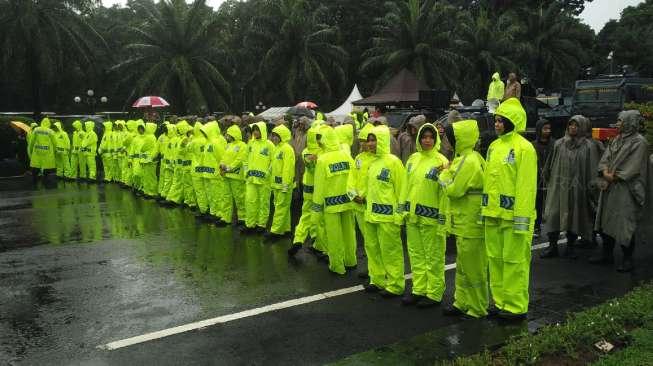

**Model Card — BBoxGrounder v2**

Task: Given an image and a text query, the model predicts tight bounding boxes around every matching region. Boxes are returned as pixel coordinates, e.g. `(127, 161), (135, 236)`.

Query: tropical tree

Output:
(247, 0), (348, 106)
(0, 0), (106, 115)
(112, 0), (231, 115)
(360, 0), (466, 90)
(515, 2), (595, 89)
(455, 8), (520, 100)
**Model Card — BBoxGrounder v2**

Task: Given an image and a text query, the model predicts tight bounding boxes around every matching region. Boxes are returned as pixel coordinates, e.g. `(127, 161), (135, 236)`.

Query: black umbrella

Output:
(286, 106), (315, 118)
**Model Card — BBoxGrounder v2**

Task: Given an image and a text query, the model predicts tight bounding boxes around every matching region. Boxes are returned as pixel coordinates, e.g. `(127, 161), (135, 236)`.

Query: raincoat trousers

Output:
(401, 123), (449, 302)
(364, 125), (407, 295)
(440, 120), (489, 318)
(482, 98), (537, 315)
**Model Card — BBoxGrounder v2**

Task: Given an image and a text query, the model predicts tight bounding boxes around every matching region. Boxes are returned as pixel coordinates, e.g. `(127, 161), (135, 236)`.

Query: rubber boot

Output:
(589, 235), (615, 265)
(617, 240), (635, 273)
(561, 232), (579, 260)
(540, 232), (559, 259)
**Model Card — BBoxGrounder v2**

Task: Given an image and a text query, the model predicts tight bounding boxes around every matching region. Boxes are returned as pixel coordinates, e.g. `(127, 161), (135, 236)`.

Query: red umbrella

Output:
(295, 101), (318, 109)
(132, 96), (170, 108)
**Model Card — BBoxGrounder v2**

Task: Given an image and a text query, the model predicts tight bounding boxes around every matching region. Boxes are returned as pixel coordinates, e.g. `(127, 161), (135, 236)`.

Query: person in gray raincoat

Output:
(398, 114), (426, 164)
(591, 110), (649, 272)
(540, 115), (599, 259)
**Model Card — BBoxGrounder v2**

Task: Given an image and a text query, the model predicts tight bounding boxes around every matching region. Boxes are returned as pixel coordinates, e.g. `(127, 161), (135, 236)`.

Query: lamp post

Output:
(607, 51), (614, 75)
(255, 101), (267, 113)
(74, 89), (108, 115)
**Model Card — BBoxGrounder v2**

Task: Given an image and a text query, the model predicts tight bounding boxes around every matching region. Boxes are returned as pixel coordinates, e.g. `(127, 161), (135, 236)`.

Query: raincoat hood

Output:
(358, 123), (374, 140)
(72, 120), (82, 131)
(126, 120), (138, 132)
(306, 126), (320, 154)
(335, 124), (354, 146)
(135, 120), (145, 133)
(201, 121), (220, 140)
(407, 115), (427, 132)
(492, 72), (501, 81)
(40, 117), (51, 129)
(271, 124), (291, 143)
(251, 121), (268, 140)
(193, 122), (204, 138)
(318, 125), (340, 152)
(145, 122), (157, 135)
(535, 118), (550, 142)
(30, 123), (38, 129)
(84, 120), (95, 132)
(452, 119), (479, 154)
(103, 121), (113, 133)
(415, 123), (441, 153)
(226, 125), (242, 142)
(175, 120), (191, 136)
(618, 110), (643, 136)
(53, 121), (63, 131)
(166, 123), (176, 137)
(495, 97), (527, 133)
(369, 125), (391, 156)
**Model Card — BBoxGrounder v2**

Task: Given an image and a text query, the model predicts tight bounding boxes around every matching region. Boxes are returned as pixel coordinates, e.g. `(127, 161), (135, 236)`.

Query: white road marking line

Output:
(99, 238), (563, 351)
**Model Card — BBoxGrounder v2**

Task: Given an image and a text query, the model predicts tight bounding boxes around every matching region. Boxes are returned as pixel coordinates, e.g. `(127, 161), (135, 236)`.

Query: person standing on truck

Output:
(504, 73), (522, 101)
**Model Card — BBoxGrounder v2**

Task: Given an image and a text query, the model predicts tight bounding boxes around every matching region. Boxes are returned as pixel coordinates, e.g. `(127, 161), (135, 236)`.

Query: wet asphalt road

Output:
(1, 181), (652, 365)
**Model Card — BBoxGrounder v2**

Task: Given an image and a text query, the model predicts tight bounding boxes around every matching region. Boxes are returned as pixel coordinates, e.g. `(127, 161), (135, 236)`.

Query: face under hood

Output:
(166, 123), (176, 137)
(135, 120), (145, 134)
(126, 120), (138, 132)
(251, 121), (268, 140)
(226, 125), (242, 142)
(306, 126), (320, 154)
(618, 110), (643, 136)
(103, 121), (113, 133)
(145, 122), (157, 135)
(175, 120), (191, 136)
(193, 122), (204, 138)
(84, 120), (95, 132)
(318, 125), (340, 152)
(53, 121), (63, 132)
(72, 120), (82, 131)
(415, 123), (440, 153)
(492, 72), (501, 81)
(451, 119), (479, 153)
(40, 117), (51, 129)
(369, 125), (391, 156)
(200, 121), (220, 140)
(271, 124), (291, 144)
(334, 124), (353, 147)
(495, 97), (527, 133)
(358, 123), (374, 141)
(535, 118), (550, 142)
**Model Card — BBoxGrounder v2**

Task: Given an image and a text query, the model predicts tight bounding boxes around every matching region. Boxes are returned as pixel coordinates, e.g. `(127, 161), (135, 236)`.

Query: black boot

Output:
(589, 235), (615, 265)
(561, 232), (579, 260)
(617, 242), (635, 273)
(287, 243), (302, 256)
(540, 233), (559, 259)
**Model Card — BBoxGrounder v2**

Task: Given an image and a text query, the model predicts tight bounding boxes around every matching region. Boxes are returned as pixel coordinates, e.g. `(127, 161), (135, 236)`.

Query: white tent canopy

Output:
(327, 84), (363, 121)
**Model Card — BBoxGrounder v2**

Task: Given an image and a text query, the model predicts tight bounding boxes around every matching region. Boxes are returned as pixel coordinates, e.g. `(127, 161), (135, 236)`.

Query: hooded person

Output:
(398, 115), (427, 164)
(591, 110), (649, 272)
(189, 121), (208, 212)
(487, 72), (505, 111)
(289, 125), (323, 256)
(439, 119), (489, 318)
(112, 121), (127, 184)
(220, 124), (248, 225)
(181, 121), (198, 208)
(482, 97), (537, 319)
(27, 122), (39, 158)
(165, 120), (192, 205)
(310, 125), (357, 274)
(363, 125), (407, 297)
(540, 115), (598, 259)
(69, 120), (85, 179)
(266, 124), (296, 239)
(291, 116), (311, 187)
(350, 123), (376, 274)
(532, 118), (554, 234)
(200, 121), (229, 224)
(158, 123), (177, 199)
(28, 117), (57, 179)
(52, 121), (72, 179)
(81, 120), (98, 181)
(98, 121), (115, 182)
(243, 121), (275, 233)
(121, 120), (139, 186)
(400, 123), (449, 307)
(156, 122), (171, 195)
(371, 116), (401, 157)
(138, 122), (159, 197)
(130, 120), (147, 192)
(335, 123), (354, 156)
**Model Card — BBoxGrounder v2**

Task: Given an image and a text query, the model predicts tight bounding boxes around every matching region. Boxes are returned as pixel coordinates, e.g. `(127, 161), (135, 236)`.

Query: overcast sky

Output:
(101, 0), (643, 33)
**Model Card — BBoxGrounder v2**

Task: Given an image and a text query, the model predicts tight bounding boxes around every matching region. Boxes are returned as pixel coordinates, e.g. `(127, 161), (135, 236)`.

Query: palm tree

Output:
(0, 0), (105, 115)
(516, 2), (594, 89)
(247, 0), (348, 104)
(454, 9), (520, 100)
(112, 0), (231, 115)
(360, 0), (466, 90)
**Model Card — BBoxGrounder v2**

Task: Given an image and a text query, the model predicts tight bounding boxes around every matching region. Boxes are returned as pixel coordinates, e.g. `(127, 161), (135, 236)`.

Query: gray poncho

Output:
(595, 110), (650, 245)
(543, 115), (599, 239)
